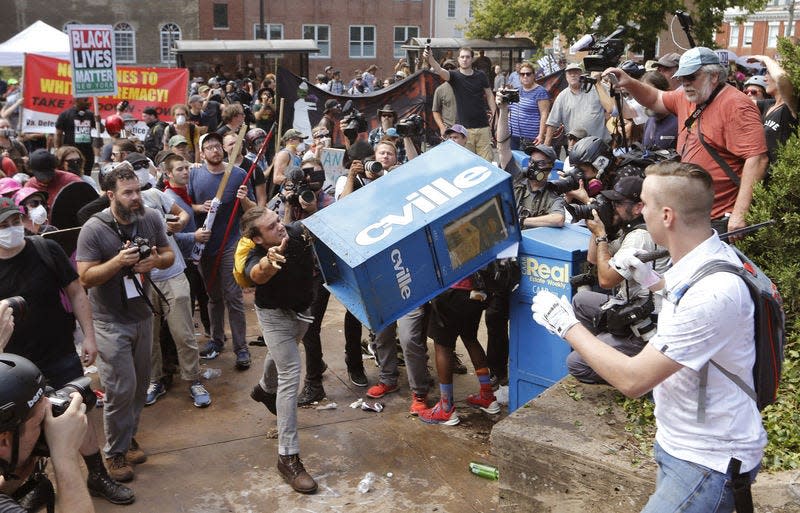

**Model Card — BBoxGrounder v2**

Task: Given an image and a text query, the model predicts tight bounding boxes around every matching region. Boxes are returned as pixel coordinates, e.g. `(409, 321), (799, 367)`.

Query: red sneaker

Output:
(409, 393), (429, 416)
(466, 391), (501, 414)
(419, 399), (459, 426)
(366, 381), (399, 399)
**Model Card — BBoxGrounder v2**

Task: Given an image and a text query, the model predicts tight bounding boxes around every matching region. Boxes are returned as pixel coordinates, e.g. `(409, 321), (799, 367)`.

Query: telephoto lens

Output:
(3, 296), (27, 322)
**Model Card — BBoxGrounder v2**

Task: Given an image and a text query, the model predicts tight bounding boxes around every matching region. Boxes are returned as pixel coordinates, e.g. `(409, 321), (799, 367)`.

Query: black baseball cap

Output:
(601, 176), (643, 202)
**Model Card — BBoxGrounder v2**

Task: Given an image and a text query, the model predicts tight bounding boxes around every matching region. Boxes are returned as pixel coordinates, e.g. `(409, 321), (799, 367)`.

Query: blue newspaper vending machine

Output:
(303, 142), (521, 332)
(508, 224), (590, 412)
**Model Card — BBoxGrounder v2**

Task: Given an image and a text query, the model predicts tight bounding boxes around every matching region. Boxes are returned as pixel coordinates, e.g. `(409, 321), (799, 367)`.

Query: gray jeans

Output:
(373, 306), (431, 396)
(94, 317), (153, 457)
(567, 290), (647, 384)
(199, 246), (247, 353)
(255, 307), (309, 456)
(149, 273), (201, 382)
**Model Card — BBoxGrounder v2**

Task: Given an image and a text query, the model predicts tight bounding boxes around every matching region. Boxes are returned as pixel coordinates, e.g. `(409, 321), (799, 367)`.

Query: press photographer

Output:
(566, 175), (669, 384)
(0, 354), (93, 513)
(367, 105), (420, 164)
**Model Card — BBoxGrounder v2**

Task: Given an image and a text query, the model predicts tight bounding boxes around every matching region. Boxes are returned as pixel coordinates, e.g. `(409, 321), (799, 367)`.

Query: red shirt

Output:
(27, 170), (83, 208)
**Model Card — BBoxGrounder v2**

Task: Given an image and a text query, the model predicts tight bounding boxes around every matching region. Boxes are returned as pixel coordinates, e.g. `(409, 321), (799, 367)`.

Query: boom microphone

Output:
(570, 34), (595, 53)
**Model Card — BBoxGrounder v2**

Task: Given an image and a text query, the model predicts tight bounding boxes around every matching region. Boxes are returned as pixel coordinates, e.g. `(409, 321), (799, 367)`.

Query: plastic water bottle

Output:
(201, 368), (222, 379)
(357, 472), (376, 493)
(469, 462), (499, 480)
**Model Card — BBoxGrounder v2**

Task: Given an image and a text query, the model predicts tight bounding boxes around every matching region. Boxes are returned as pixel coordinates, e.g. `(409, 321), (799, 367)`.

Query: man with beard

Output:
(565, 176), (670, 384)
(76, 165), (173, 483)
(604, 47), (768, 234)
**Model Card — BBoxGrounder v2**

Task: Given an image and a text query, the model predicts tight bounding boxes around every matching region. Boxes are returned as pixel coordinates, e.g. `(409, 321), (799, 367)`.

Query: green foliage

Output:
(467, 0), (767, 54)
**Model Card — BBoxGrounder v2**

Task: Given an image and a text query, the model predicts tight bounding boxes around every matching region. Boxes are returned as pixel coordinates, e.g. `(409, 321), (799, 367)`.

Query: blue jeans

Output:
(641, 442), (760, 513)
(255, 307), (309, 456)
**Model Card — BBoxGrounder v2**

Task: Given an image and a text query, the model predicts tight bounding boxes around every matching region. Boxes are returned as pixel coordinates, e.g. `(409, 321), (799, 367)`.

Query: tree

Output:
(467, 0), (767, 57)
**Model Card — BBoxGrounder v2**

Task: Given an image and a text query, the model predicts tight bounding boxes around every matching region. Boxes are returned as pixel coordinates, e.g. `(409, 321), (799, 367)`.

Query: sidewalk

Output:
(91, 291), (502, 512)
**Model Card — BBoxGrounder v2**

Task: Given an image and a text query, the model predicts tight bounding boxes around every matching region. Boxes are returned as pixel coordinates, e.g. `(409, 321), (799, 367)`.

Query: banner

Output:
(22, 53), (189, 134)
(68, 25), (117, 97)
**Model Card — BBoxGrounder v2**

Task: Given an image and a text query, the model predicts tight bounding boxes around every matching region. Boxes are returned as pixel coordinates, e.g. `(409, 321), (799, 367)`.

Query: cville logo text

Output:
(390, 249), (412, 299)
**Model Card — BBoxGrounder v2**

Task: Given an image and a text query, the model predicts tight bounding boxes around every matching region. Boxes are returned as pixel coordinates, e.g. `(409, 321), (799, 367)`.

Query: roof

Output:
(401, 37), (534, 51)
(174, 39), (320, 55)
(0, 20), (70, 66)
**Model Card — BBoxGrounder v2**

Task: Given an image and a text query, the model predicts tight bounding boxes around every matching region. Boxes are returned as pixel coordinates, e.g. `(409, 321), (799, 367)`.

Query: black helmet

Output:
(569, 136), (612, 176)
(0, 354), (46, 432)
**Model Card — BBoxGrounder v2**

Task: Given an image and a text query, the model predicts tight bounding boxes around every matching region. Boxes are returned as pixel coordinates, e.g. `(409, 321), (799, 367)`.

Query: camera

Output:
(341, 100), (368, 140)
(131, 236), (152, 260)
(565, 195), (615, 229)
(362, 160), (383, 174)
(32, 377), (97, 457)
(498, 87), (520, 104)
(2, 296), (27, 322)
(600, 296), (656, 341)
(286, 180), (317, 207)
(547, 169), (583, 195)
(0, 128), (16, 138)
(395, 114), (424, 137)
(581, 26), (626, 72)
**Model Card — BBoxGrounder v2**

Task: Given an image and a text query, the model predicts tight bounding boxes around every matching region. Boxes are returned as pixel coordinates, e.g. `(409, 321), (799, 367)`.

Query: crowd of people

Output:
(0, 41), (794, 512)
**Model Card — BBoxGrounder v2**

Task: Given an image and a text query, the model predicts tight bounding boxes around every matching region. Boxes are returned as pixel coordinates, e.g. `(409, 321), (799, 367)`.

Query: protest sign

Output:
(320, 147), (346, 189)
(68, 25), (117, 97)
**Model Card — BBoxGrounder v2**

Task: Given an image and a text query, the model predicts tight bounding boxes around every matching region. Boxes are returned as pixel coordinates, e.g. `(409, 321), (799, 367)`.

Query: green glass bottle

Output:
(469, 461), (499, 480)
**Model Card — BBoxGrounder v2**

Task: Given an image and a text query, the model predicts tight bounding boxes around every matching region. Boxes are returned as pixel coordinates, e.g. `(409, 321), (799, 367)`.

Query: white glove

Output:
(609, 248), (661, 288)
(531, 290), (580, 339)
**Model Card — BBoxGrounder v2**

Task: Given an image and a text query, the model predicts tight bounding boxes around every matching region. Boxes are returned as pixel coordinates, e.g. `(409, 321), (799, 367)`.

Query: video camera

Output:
(33, 376), (97, 457)
(341, 100), (368, 140)
(395, 114), (424, 137)
(572, 26), (627, 72)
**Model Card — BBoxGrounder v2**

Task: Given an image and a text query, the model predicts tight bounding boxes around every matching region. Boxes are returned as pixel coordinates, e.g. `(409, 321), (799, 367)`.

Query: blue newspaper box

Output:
(303, 142), (521, 332)
(508, 223), (590, 412)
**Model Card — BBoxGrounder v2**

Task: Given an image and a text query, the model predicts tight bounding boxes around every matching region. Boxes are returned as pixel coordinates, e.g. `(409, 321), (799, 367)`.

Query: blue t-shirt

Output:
(508, 85), (550, 140)
(188, 165), (252, 256)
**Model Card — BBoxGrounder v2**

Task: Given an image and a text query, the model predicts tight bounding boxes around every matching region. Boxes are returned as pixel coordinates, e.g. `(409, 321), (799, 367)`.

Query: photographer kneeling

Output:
(0, 354), (93, 513)
(567, 176), (669, 384)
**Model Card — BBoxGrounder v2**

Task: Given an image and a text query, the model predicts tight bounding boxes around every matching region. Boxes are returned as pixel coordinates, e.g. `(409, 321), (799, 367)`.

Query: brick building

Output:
(717, 2), (799, 58)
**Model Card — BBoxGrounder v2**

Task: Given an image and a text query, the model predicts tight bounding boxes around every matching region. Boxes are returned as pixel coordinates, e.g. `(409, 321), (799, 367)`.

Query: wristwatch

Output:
(594, 236), (608, 246)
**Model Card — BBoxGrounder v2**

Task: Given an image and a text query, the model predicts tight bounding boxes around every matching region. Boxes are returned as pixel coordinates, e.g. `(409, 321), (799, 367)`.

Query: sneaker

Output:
(251, 384), (276, 415)
(105, 454), (134, 482)
(126, 438), (147, 465)
(490, 373), (508, 390)
(144, 381), (166, 406)
(297, 382), (325, 406)
(277, 454), (318, 494)
(409, 393), (429, 416)
(348, 367), (368, 387)
(466, 392), (501, 414)
(235, 349), (252, 370)
(366, 381), (399, 399)
(419, 399), (460, 426)
(453, 353), (468, 374)
(190, 381), (211, 408)
(200, 340), (222, 360)
(87, 471), (135, 505)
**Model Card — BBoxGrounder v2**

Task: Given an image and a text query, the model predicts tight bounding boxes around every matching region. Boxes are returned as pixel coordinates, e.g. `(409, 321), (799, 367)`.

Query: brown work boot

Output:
(105, 454), (134, 483)
(277, 454), (318, 494)
(126, 438), (147, 464)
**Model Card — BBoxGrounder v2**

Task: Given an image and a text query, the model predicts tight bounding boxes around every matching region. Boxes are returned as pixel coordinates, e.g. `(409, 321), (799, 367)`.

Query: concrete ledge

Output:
(491, 377), (800, 512)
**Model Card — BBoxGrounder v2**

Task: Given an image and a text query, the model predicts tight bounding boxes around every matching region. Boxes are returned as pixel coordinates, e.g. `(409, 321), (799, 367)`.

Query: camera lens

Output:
(3, 296), (27, 322)
(299, 189), (316, 203)
(363, 160), (383, 174)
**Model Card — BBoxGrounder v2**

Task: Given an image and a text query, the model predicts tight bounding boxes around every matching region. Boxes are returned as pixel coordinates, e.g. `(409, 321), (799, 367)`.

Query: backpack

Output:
(233, 236), (256, 288)
(26, 236), (74, 316)
(672, 245), (785, 418)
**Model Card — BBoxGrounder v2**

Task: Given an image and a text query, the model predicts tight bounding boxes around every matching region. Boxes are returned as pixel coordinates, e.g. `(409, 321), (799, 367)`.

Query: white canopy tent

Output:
(0, 20), (70, 66)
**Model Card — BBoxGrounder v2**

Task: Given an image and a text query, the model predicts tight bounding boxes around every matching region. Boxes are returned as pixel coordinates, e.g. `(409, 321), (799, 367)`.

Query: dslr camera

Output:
(395, 114), (424, 137)
(362, 160), (383, 175)
(497, 87), (520, 104)
(286, 179), (316, 207)
(547, 169), (583, 195)
(131, 236), (152, 261)
(2, 296), (27, 321)
(565, 195), (615, 231)
(341, 100), (368, 140)
(33, 376), (97, 457)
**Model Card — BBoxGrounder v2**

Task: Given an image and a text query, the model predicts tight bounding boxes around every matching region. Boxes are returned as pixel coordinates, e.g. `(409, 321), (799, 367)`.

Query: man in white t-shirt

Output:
(531, 161), (766, 513)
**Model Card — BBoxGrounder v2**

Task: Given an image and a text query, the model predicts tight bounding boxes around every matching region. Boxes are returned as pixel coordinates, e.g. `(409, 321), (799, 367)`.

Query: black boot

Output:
(277, 454), (318, 494)
(84, 452), (136, 505)
(297, 382), (325, 406)
(251, 384), (277, 415)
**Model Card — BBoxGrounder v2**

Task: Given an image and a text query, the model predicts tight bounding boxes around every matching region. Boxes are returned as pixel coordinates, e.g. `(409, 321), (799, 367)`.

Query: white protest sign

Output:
(68, 25), (117, 97)
(321, 147), (346, 190)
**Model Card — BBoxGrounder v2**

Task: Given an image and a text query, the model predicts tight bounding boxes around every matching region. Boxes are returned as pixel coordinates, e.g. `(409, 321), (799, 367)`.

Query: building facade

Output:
(717, 1), (799, 57)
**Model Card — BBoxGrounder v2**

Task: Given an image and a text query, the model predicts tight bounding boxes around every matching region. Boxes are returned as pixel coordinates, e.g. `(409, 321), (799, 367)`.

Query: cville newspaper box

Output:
(508, 224), (590, 412)
(303, 142), (521, 333)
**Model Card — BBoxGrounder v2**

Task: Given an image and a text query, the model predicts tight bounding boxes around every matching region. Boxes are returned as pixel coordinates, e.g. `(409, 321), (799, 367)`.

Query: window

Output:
(253, 24), (283, 40)
(743, 23), (754, 46)
(213, 3), (228, 29)
(303, 25), (330, 58)
(62, 21), (80, 33)
(468, 0), (473, 18)
(113, 23), (136, 64)
(349, 25), (375, 58)
(160, 23), (181, 64)
(767, 22), (780, 47)
(447, 0), (456, 18)
(394, 26), (418, 58)
(728, 24), (740, 47)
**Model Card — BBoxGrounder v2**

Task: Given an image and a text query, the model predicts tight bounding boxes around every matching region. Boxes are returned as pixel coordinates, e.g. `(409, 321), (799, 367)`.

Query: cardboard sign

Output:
(68, 25), (117, 97)
(320, 147), (346, 190)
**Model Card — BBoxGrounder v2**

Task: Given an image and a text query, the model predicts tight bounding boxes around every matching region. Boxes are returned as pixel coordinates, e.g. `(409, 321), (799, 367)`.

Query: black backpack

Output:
(672, 245), (785, 419)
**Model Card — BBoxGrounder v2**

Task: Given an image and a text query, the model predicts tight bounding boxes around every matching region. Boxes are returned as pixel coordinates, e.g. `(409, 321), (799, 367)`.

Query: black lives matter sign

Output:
(68, 25), (117, 97)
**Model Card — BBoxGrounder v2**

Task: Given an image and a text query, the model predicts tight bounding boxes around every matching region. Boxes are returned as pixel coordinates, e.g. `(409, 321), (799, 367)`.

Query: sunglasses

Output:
(132, 161), (149, 170)
(744, 89), (762, 96)
(519, 72), (533, 76)
(65, 158), (82, 165)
